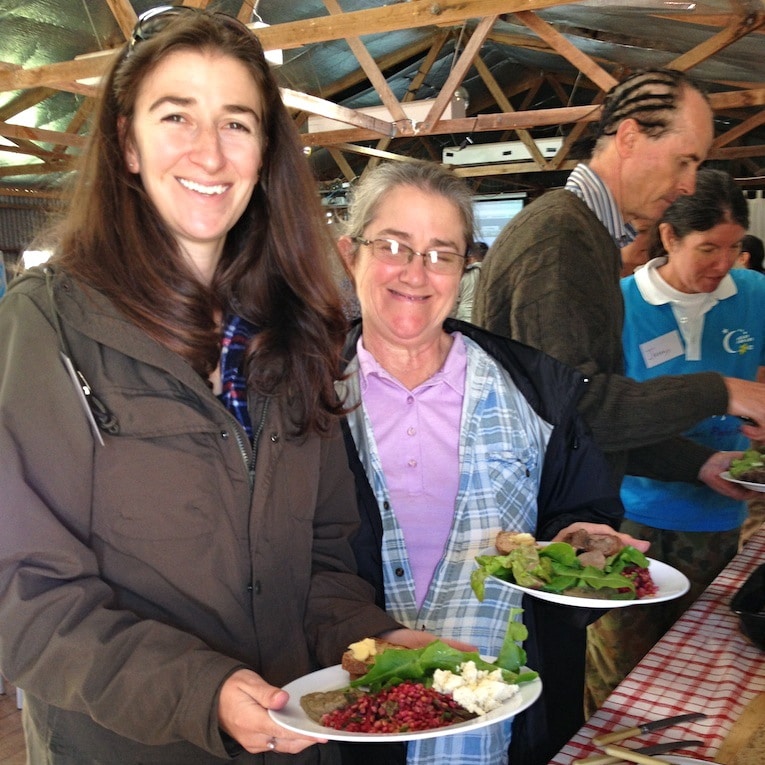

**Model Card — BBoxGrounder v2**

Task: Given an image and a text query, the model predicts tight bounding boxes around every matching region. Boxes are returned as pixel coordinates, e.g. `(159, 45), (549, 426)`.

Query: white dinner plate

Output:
(720, 471), (765, 493)
(269, 663), (542, 742)
(488, 557), (690, 608)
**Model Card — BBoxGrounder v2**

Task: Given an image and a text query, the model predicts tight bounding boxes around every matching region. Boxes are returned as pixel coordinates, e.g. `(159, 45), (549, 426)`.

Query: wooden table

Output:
(549, 525), (765, 764)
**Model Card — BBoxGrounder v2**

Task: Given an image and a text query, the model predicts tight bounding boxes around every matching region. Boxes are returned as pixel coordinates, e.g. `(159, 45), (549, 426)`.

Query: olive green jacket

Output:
(0, 267), (397, 764)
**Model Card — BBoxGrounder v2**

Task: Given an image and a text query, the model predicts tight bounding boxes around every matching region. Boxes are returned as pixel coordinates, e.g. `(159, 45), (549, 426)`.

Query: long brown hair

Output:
(48, 10), (346, 435)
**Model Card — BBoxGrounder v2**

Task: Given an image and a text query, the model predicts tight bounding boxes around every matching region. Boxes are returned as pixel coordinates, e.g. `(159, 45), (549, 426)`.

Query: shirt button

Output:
(406, 396), (414, 405)
(407, 427), (416, 436)
(220, 430), (229, 439)
(395, 567), (405, 577)
(270, 432), (279, 442)
(407, 459), (417, 468)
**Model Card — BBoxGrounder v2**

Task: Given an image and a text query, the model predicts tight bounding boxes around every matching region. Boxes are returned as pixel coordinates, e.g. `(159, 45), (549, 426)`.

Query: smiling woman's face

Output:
(123, 48), (264, 280)
(346, 184), (466, 351)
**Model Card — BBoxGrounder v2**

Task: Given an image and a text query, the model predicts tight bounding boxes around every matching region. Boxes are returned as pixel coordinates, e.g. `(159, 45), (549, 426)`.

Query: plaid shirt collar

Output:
(219, 314), (259, 440)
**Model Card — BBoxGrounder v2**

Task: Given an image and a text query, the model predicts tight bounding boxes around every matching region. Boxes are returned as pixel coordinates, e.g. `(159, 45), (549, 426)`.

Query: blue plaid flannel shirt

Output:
(342, 334), (552, 765)
(219, 314), (258, 440)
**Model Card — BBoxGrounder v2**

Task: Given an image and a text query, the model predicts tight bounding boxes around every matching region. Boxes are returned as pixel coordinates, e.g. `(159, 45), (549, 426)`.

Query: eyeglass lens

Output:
(369, 239), (463, 273)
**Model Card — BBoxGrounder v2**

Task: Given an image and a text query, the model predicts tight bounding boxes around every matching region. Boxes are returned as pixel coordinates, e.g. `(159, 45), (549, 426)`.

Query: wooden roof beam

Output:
(668, 13), (765, 71)
(300, 86), (765, 148)
(473, 55), (548, 167)
(302, 102), (601, 146)
(418, 15), (497, 133)
(713, 110), (765, 149)
(513, 11), (618, 92)
(322, 0), (408, 125)
(0, 0), (579, 94)
(368, 30), (451, 169)
(281, 88), (397, 136)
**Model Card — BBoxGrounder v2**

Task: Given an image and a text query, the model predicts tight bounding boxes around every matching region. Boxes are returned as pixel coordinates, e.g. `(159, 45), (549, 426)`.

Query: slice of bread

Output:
(495, 531), (536, 554)
(341, 637), (405, 680)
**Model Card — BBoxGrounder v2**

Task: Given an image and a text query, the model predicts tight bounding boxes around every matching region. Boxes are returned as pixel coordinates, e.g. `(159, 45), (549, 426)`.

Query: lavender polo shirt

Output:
(356, 333), (466, 609)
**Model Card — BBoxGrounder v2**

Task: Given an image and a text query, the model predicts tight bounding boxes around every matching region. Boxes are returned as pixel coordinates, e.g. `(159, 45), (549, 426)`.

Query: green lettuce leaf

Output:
(349, 615), (538, 693)
(471, 541), (650, 600)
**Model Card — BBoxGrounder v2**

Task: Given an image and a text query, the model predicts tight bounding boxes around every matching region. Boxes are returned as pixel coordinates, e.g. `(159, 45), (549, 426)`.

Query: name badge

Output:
(639, 330), (684, 369)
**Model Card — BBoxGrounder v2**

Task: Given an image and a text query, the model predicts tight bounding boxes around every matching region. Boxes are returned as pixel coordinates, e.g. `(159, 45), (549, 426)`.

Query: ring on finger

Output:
(267, 736), (277, 751)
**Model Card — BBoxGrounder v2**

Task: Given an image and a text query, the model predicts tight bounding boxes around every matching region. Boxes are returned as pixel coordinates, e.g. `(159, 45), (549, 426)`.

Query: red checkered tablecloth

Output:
(549, 526), (765, 764)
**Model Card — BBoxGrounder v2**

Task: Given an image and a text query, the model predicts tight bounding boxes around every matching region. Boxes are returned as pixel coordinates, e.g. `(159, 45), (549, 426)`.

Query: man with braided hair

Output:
(474, 68), (765, 496)
(472, 68), (765, 731)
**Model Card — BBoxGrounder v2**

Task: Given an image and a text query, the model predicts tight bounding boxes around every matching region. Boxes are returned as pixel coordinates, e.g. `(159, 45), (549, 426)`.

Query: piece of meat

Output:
(564, 528), (591, 550)
(300, 688), (365, 723)
(577, 550), (607, 570)
(562, 529), (622, 557)
(738, 466), (765, 484)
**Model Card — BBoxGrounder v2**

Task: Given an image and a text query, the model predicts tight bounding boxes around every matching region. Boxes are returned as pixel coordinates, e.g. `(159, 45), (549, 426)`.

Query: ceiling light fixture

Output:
(579, 0), (696, 9)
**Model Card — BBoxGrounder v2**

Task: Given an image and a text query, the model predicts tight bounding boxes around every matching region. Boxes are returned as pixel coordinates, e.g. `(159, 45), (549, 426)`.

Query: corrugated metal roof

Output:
(0, 0), (763, 200)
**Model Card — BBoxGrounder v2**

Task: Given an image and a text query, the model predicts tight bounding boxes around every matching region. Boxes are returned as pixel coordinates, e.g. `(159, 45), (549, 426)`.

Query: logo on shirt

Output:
(722, 328), (755, 355)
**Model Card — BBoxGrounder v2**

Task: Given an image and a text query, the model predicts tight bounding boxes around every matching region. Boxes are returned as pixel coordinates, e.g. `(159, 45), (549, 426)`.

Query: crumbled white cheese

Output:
(432, 661), (521, 716)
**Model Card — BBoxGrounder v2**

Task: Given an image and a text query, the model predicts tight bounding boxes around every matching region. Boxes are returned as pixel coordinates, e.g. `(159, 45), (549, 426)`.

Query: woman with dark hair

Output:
(0, 8), (428, 764)
(739, 233), (764, 273)
(587, 168), (765, 707)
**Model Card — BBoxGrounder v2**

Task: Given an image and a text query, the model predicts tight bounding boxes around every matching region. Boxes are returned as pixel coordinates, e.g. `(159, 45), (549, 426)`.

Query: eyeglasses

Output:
(353, 237), (466, 275)
(128, 5), (251, 56)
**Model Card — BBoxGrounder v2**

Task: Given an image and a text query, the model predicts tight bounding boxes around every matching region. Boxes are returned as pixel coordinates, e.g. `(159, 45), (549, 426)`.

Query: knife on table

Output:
(573, 739), (704, 765)
(593, 712), (706, 746)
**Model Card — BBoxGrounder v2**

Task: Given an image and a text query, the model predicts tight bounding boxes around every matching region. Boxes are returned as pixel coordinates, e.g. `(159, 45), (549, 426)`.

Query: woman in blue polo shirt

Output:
(593, 168), (765, 701)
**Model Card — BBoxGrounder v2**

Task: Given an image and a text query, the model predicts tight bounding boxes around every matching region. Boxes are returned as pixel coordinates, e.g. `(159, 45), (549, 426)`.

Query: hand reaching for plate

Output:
(699, 451), (763, 501)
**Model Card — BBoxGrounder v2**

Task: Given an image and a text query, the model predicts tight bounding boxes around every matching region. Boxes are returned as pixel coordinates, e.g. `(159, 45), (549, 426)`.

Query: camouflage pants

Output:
(584, 520), (739, 717)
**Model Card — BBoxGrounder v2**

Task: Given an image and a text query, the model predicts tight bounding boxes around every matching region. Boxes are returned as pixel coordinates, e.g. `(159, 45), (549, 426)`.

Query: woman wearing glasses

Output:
(336, 161), (645, 765)
(0, 9), (431, 765)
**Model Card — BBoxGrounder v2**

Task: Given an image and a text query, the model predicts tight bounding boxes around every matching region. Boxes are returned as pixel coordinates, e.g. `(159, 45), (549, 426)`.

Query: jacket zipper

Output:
(248, 399), (269, 487)
(221, 398), (269, 492)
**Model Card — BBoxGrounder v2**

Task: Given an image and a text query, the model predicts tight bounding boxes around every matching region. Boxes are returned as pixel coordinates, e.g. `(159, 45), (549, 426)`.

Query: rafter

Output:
(419, 15), (498, 133)
(714, 109), (765, 149)
(322, 0), (408, 125)
(0, 0), (577, 94)
(513, 11), (617, 92)
(668, 13), (765, 71)
(473, 55), (548, 167)
(0, 0), (763, 196)
(105, 0), (138, 39)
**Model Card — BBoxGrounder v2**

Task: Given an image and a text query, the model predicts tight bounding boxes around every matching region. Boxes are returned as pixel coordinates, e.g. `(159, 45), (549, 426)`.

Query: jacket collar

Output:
(342, 317), (586, 426)
(31, 266), (214, 401)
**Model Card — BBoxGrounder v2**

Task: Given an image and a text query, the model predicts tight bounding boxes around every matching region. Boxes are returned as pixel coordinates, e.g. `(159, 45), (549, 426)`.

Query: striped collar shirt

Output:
(565, 163), (636, 247)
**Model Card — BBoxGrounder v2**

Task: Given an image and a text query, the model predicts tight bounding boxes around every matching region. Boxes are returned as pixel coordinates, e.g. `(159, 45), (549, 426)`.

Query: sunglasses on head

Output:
(128, 5), (252, 56)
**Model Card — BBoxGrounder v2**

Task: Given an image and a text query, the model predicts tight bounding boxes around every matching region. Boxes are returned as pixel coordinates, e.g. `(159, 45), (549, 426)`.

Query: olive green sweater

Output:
(473, 189), (728, 484)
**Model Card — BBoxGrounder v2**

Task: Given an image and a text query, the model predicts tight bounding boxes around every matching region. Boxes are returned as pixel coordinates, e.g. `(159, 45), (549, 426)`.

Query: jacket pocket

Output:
(91, 392), (232, 541)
